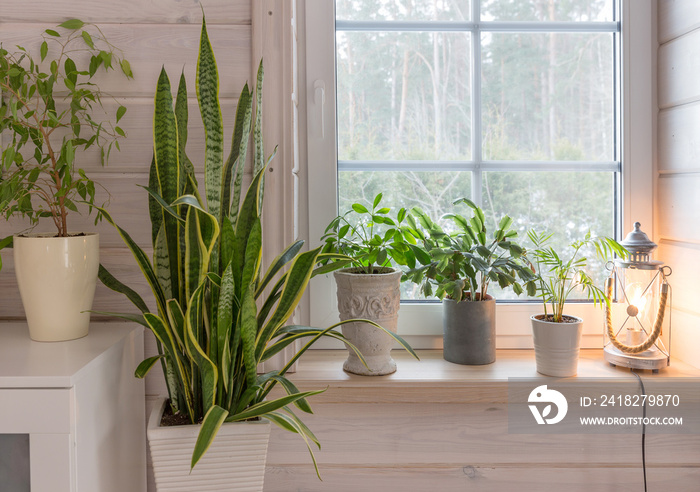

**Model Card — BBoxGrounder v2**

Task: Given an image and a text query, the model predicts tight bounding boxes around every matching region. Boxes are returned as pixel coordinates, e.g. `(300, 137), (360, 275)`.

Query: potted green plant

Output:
(527, 230), (626, 377)
(321, 193), (419, 375)
(97, 18), (414, 490)
(0, 19), (131, 341)
(404, 198), (536, 365)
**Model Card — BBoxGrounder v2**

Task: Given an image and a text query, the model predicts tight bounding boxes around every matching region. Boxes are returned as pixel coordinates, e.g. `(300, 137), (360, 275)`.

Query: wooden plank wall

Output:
(0, 1), (252, 321)
(657, 0), (700, 369)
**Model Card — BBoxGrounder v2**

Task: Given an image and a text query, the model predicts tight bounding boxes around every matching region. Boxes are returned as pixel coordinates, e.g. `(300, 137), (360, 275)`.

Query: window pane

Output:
(483, 171), (614, 300)
(481, 32), (614, 161)
(336, 0), (471, 22)
(481, 0), (614, 22)
(337, 31), (471, 161)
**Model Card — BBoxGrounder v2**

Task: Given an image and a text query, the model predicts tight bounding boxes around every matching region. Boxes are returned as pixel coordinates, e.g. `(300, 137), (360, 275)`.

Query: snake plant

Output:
(97, 16), (416, 473)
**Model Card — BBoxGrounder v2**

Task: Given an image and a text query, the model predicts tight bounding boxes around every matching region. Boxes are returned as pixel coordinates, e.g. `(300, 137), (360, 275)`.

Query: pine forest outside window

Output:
(334, 0), (621, 301)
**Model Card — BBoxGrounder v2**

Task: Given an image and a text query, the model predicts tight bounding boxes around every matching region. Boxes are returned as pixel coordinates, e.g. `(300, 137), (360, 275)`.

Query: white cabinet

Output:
(0, 323), (146, 492)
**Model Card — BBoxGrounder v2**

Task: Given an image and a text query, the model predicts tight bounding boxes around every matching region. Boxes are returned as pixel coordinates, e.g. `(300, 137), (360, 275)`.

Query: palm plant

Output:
(527, 230), (627, 322)
(97, 17), (415, 472)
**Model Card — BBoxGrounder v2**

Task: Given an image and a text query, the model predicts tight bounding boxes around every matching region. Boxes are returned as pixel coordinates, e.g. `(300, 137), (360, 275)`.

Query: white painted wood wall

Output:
(657, 0), (700, 369)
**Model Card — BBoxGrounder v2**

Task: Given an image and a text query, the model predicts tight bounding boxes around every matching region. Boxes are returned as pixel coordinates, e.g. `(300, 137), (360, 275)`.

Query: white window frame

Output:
(300, 0), (654, 349)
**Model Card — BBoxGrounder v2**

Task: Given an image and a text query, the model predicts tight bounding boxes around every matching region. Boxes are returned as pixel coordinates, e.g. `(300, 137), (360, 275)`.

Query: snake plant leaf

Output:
(220, 216), (235, 277)
(253, 60), (264, 176)
(153, 227), (173, 301)
(184, 204), (220, 301)
(145, 312), (194, 420)
(166, 299), (186, 351)
(256, 246), (322, 359)
(256, 239), (304, 297)
(265, 375), (313, 414)
(263, 411), (321, 479)
(196, 15), (224, 226)
(226, 388), (326, 422)
(98, 207), (167, 316)
(97, 264), (149, 313)
(154, 67), (181, 303)
(147, 156), (162, 246)
(138, 184), (185, 224)
(216, 262), (234, 392)
(89, 310), (147, 327)
(134, 355), (165, 379)
(240, 286), (259, 389)
(256, 274), (285, 328)
(175, 71), (194, 195)
(223, 83), (252, 228)
(191, 404), (228, 470)
(233, 168), (264, 293)
(185, 284), (217, 414)
(241, 217), (262, 292)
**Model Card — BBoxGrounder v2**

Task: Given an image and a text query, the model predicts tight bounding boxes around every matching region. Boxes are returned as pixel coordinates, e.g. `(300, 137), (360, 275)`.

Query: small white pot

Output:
(334, 267), (402, 376)
(148, 398), (271, 492)
(531, 314), (584, 377)
(13, 233), (99, 342)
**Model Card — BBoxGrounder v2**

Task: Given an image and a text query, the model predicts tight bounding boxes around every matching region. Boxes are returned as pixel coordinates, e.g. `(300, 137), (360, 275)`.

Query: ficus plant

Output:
(404, 198), (536, 301)
(0, 19), (132, 239)
(526, 230), (627, 322)
(98, 17), (416, 474)
(320, 192), (419, 274)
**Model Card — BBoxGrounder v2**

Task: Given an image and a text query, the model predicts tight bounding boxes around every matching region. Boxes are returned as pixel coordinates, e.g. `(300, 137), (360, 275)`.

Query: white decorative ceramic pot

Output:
(334, 267), (402, 376)
(531, 314), (584, 377)
(13, 233), (99, 342)
(148, 398), (271, 492)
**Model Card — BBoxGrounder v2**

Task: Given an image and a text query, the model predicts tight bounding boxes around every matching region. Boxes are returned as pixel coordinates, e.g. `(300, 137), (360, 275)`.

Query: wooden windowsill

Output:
(283, 350), (700, 403)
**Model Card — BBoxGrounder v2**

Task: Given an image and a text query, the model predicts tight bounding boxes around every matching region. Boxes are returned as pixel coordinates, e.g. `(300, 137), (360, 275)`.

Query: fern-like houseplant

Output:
(0, 19), (131, 341)
(404, 199), (535, 365)
(526, 230), (626, 376)
(98, 17), (415, 488)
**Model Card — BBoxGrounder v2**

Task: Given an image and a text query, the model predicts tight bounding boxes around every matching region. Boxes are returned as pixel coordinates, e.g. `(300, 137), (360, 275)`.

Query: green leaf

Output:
(196, 16), (225, 227)
(372, 193), (383, 209)
(40, 41), (48, 61)
(81, 30), (94, 49)
(191, 405), (228, 470)
(45, 29), (60, 37)
(98, 264), (150, 313)
(120, 59), (133, 78)
(135, 355), (164, 379)
(59, 19), (85, 30)
(116, 105), (127, 123)
(352, 203), (368, 214)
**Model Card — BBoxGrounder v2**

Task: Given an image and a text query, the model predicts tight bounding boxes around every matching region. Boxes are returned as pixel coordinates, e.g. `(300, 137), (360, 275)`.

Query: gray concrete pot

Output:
(443, 296), (496, 365)
(334, 267), (402, 375)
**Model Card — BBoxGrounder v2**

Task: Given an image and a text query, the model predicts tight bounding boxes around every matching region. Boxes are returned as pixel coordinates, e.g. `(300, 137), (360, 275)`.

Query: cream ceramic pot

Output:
(148, 398), (271, 492)
(13, 233), (99, 341)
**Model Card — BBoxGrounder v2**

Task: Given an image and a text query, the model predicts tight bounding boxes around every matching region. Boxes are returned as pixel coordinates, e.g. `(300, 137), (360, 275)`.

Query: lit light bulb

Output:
(626, 283), (648, 318)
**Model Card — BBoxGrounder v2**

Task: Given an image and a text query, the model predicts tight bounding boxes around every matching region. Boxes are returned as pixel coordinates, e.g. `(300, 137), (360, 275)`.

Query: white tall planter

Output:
(334, 267), (401, 376)
(531, 314), (584, 377)
(13, 233), (99, 342)
(148, 398), (271, 492)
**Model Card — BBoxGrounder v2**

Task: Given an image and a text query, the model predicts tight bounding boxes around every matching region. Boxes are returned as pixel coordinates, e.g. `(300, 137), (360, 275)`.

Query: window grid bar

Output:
(471, 0), (483, 207)
(338, 160), (621, 173)
(336, 20), (619, 33)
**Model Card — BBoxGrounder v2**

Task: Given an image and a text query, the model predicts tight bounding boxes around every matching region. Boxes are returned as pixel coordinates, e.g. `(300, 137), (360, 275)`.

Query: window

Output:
(303, 0), (654, 347)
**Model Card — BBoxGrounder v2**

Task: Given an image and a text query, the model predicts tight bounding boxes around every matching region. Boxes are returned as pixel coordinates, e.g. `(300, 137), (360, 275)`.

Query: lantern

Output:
(603, 222), (672, 372)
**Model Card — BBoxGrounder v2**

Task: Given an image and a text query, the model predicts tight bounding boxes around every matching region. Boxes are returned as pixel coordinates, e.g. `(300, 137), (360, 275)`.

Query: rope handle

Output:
(605, 276), (668, 354)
